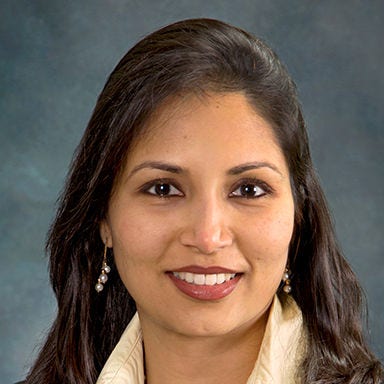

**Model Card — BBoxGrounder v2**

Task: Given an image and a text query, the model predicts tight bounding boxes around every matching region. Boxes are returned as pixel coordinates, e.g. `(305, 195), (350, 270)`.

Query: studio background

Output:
(1, 1), (383, 382)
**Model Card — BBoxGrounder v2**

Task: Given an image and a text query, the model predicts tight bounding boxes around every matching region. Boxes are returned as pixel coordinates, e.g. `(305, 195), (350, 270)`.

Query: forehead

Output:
(135, 92), (279, 147)
(125, 92), (287, 172)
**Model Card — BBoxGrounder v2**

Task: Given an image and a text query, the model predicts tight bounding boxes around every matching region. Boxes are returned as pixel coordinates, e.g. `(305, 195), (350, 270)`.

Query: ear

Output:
(99, 220), (113, 248)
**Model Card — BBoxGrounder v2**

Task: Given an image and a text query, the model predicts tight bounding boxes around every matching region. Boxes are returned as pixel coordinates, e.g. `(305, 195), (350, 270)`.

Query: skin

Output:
(101, 92), (295, 383)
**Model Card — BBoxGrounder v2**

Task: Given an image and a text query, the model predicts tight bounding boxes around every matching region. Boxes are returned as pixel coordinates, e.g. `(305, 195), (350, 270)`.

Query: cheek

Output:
(243, 207), (294, 296)
(109, 210), (173, 270)
(243, 204), (294, 263)
(109, 214), (170, 300)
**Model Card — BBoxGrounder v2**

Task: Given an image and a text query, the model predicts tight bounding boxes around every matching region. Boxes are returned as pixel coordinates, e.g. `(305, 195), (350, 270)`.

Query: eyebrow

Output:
(127, 160), (282, 179)
(128, 161), (183, 179)
(227, 162), (283, 176)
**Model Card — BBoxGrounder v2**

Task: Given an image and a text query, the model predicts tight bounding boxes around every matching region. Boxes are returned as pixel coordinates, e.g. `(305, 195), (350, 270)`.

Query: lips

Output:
(168, 266), (242, 301)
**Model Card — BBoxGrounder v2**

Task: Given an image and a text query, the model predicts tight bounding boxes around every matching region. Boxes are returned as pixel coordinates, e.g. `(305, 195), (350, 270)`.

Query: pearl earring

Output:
(95, 244), (111, 292)
(282, 268), (292, 294)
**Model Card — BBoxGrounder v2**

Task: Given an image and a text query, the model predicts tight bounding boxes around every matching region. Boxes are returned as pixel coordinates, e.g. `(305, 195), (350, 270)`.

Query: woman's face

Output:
(101, 92), (294, 337)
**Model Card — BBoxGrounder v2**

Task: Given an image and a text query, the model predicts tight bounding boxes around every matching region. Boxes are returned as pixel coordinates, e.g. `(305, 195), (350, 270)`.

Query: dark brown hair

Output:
(26, 18), (383, 384)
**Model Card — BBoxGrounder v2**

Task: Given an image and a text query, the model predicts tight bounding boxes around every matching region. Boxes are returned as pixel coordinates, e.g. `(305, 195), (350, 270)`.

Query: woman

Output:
(24, 18), (383, 383)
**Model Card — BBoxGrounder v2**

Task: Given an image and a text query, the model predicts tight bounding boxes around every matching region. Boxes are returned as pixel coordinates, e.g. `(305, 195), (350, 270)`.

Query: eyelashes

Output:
(143, 180), (184, 197)
(229, 178), (273, 199)
(141, 179), (184, 198)
(138, 178), (273, 199)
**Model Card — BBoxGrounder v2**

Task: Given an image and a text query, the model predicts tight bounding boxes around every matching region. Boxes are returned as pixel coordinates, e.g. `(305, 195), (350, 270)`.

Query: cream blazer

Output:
(96, 295), (305, 384)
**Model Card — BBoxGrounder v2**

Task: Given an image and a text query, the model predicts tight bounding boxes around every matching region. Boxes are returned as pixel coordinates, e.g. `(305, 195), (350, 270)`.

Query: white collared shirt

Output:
(96, 295), (305, 384)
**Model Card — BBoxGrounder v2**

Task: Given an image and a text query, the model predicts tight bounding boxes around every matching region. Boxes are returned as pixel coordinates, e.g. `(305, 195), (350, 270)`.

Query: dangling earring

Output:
(282, 267), (292, 294)
(95, 244), (111, 292)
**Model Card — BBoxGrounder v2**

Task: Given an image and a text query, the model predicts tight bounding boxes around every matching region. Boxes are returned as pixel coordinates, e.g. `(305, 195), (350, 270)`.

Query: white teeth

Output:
(205, 274), (217, 285)
(194, 274), (205, 285)
(172, 272), (237, 285)
(217, 273), (225, 284)
(185, 272), (194, 283)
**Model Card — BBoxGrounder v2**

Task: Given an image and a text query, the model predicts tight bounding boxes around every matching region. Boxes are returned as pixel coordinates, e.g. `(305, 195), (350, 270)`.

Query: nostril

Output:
(179, 228), (233, 255)
(179, 203), (233, 253)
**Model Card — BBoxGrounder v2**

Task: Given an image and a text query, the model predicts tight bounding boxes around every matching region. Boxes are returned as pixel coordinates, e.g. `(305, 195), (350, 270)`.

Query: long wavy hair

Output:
(26, 18), (383, 384)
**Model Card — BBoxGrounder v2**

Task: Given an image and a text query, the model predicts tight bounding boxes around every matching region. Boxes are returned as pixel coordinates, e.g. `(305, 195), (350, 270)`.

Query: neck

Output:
(140, 309), (270, 384)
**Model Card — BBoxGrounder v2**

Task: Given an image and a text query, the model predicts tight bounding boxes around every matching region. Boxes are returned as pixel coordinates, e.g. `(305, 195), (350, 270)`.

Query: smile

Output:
(168, 269), (242, 301)
(172, 271), (237, 286)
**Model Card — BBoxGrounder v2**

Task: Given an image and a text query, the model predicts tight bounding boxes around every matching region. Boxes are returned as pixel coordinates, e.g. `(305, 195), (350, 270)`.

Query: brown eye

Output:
(145, 182), (183, 197)
(155, 183), (170, 196)
(230, 183), (267, 198)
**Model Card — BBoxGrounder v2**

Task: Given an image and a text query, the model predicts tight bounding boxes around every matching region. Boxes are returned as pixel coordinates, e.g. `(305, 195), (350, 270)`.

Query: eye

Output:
(229, 180), (270, 199)
(143, 180), (183, 198)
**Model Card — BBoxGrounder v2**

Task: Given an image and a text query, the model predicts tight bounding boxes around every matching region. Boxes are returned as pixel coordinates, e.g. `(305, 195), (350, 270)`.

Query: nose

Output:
(179, 197), (233, 254)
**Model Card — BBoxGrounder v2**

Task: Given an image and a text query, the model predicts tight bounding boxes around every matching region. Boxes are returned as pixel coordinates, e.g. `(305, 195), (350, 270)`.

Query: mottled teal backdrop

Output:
(1, 1), (383, 382)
